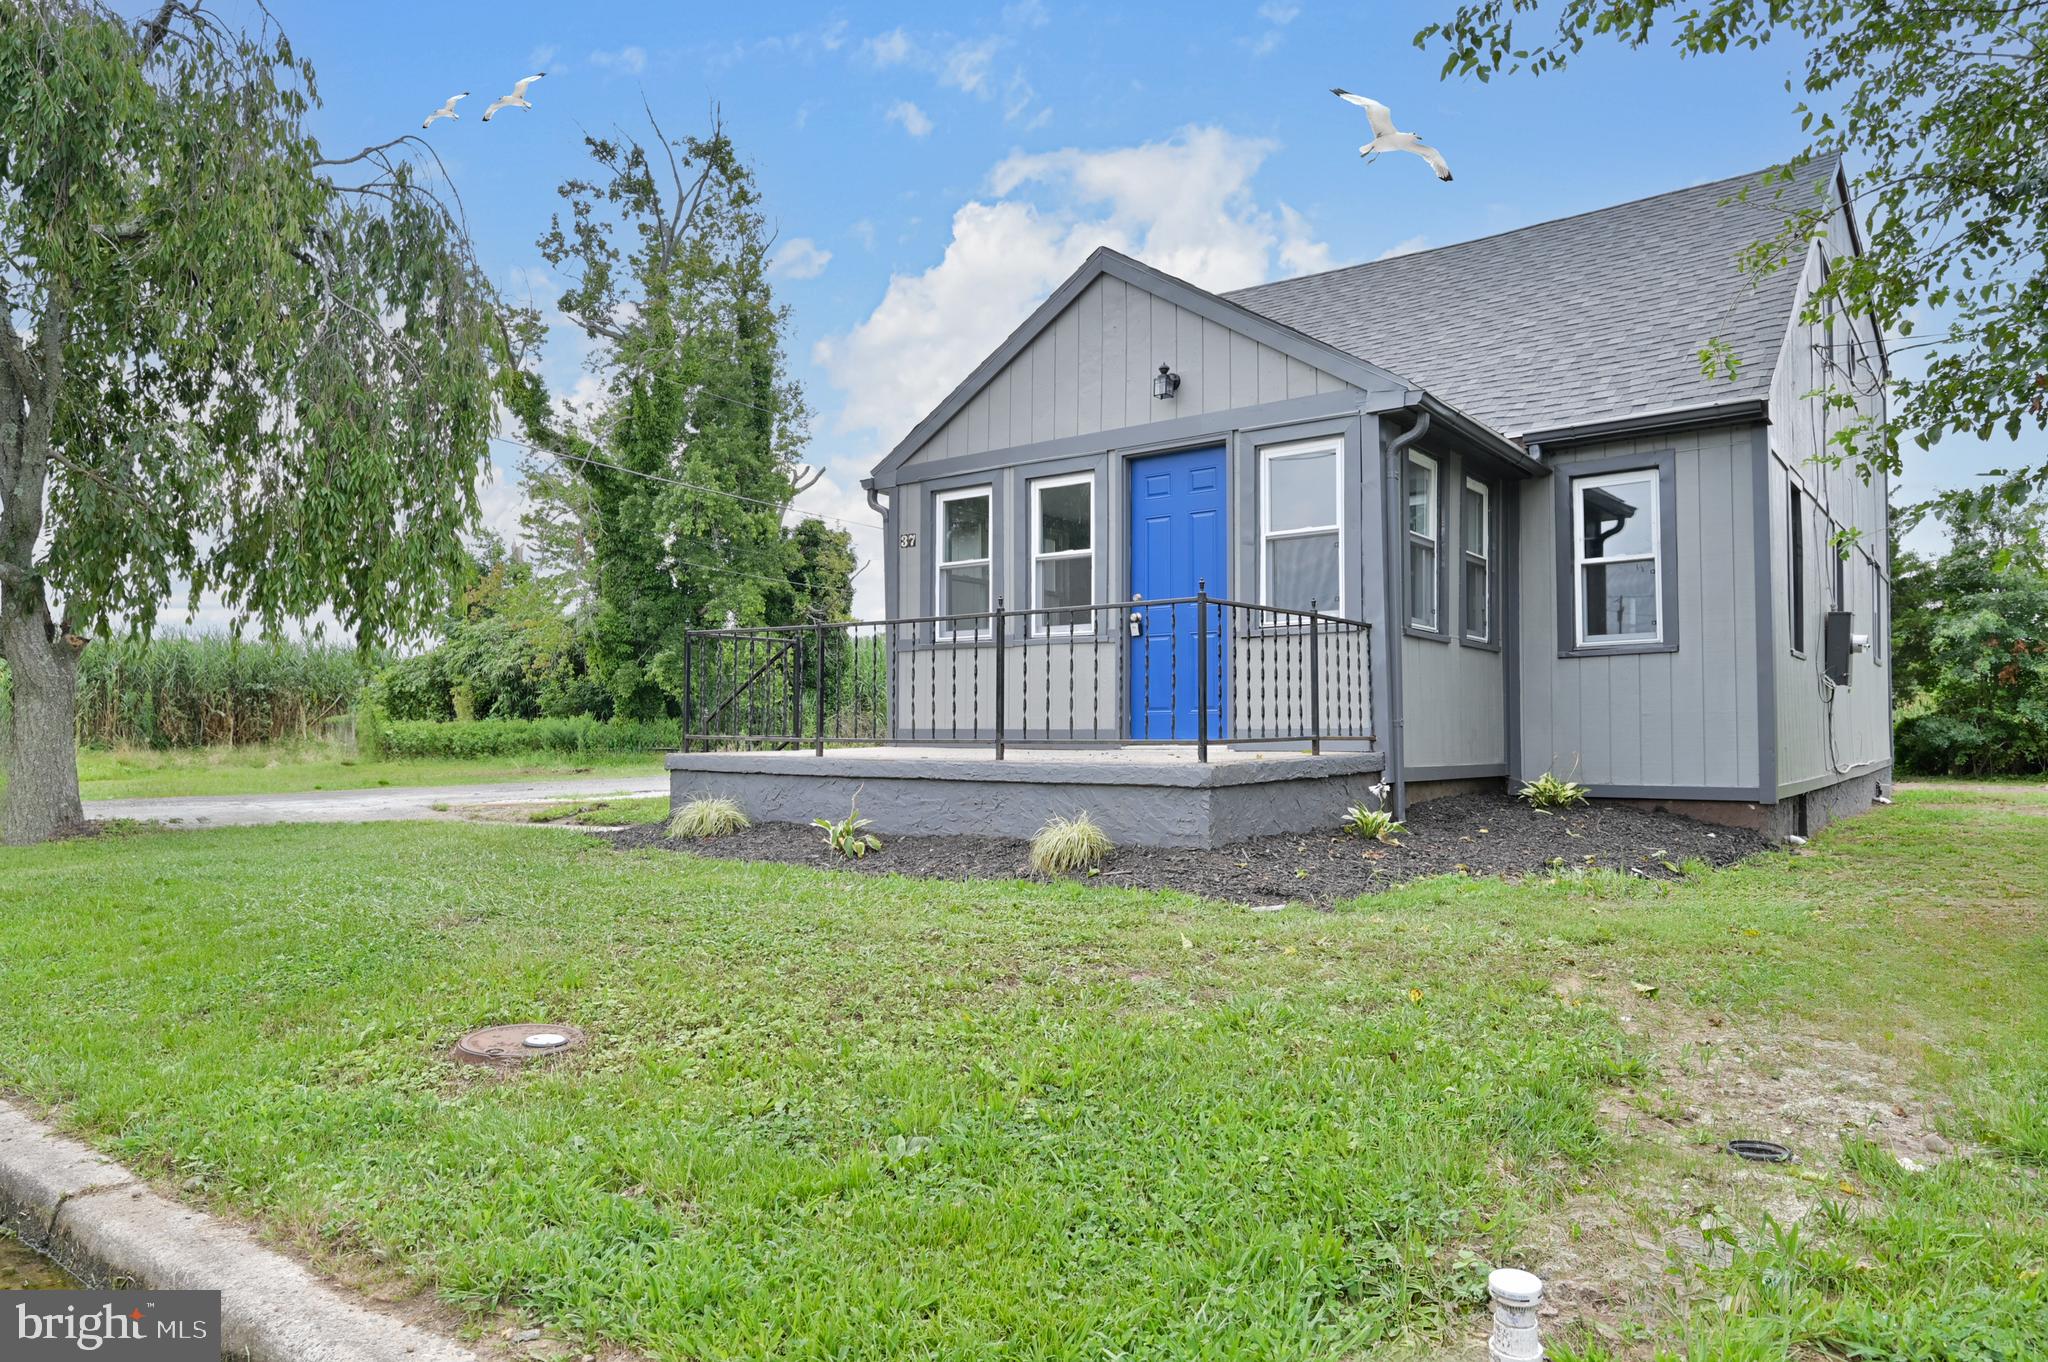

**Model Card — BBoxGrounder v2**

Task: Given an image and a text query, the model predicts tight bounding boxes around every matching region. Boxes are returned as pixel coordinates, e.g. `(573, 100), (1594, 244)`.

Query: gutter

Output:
(1516, 397), (1770, 449)
(1380, 409), (1433, 822)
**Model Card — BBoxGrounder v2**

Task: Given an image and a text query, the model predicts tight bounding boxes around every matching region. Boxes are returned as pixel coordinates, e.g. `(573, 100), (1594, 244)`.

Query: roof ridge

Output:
(1228, 155), (1841, 298)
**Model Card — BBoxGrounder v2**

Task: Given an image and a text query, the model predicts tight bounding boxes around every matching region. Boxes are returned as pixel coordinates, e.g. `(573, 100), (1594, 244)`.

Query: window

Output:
(1030, 473), (1094, 635)
(1461, 477), (1492, 642)
(1406, 452), (1439, 630)
(1259, 439), (1343, 614)
(1572, 470), (1661, 646)
(935, 487), (992, 639)
(1872, 559), (1886, 665)
(1789, 483), (1806, 656)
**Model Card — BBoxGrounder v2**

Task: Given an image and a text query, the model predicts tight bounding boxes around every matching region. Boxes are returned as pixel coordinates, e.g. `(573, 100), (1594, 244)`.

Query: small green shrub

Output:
(1519, 771), (1591, 812)
(814, 794), (883, 859)
(668, 796), (750, 840)
(1029, 812), (1113, 874)
(1341, 804), (1405, 844)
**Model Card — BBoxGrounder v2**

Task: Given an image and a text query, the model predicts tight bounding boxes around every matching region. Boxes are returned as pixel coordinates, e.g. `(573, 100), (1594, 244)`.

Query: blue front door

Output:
(1128, 446), (1228, 740)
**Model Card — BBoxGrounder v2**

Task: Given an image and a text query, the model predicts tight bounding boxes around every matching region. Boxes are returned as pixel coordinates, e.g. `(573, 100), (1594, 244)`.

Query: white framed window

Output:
(1258, 437), (1343, 616)
(1572, 469), (1661, 646)
(1406, 452), (1439, 631)
(1030, 472), (1095, 635)
(1461, 476), (1492, 642)
(934, 486), (992, 640)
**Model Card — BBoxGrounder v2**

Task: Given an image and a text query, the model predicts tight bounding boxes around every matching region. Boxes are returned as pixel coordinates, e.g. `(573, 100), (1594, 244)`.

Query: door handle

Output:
(1128, 610), (1144, 638)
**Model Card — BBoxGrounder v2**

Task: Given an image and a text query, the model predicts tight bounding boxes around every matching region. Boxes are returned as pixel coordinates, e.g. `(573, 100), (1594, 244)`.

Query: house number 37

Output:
(898, 533), (917, 548)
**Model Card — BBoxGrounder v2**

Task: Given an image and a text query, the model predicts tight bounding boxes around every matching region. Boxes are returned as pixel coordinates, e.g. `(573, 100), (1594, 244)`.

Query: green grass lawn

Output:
(0, 785), (2042, 1359)
(3, 742), (667, 802)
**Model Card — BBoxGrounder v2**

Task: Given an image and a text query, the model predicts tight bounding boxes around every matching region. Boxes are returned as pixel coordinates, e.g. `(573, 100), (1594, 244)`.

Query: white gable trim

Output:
(867, 247), (1418, 485)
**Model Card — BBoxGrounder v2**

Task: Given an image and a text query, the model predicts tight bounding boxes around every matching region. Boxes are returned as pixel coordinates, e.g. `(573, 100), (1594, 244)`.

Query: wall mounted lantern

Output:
(1152, 363), (1181, 400)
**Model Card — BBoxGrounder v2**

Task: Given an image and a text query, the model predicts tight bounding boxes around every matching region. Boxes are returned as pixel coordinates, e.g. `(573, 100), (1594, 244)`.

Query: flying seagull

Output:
(1330, 88), (1453, 182)
(482, 73), (546, 123)
(420, 92), (469, 129)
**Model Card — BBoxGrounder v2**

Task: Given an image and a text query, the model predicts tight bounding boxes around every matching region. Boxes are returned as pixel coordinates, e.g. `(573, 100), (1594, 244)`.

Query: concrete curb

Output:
(0, 1102), (479, 1362)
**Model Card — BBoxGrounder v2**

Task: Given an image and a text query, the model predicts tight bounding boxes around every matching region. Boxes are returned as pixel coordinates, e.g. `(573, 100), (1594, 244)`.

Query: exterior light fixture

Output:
(1152, 363), (1181, 400)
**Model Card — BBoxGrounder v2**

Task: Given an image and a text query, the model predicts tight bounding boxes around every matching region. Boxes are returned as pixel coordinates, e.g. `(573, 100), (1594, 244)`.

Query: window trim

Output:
(1027, 471), (1096, 638)
(933, 485), (994, 642)
(1461, 475), (1496, 646)
(1551, 449), (1681, 659)
(1789, 481), (1807, 658)
(1871, 556), (1886, 666)
(1404, 451), (1444, 637)
(1257, 435), (1346, 618)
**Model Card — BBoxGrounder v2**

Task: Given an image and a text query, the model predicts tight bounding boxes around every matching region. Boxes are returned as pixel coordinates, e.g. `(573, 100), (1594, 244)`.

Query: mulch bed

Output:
(606, 791), (1769, 906)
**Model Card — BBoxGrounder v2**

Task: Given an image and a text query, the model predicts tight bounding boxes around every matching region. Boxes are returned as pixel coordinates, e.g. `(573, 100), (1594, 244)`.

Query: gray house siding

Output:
(896, 273), (1363, 473)
(1763, 219), (1893, 796)
(1393, 437), (1508, 778)
(1514, 423), (1763, 796)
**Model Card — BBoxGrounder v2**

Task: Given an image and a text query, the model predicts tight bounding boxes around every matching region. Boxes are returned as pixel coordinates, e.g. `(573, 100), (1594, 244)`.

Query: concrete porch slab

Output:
(665, 746), (1386, 849)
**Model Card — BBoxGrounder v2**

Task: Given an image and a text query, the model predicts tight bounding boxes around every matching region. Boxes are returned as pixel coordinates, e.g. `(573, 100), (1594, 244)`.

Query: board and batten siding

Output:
(1515, 425), (1762, 794)
(897, 273), (1356, 470)
(1763, 212), (1894, 795)
(1398, 441), (1506, 775)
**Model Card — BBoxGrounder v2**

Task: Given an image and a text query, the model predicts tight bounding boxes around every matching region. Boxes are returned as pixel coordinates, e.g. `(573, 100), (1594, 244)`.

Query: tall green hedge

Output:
(368, 716), (678, 760)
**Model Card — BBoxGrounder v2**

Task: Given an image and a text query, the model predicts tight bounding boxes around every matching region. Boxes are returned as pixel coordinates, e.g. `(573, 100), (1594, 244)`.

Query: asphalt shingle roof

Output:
(1225, 159), (1839, 438)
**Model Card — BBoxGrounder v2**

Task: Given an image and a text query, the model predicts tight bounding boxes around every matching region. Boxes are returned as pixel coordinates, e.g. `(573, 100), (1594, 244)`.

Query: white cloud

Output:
(527, 44), (559, 71)
(769, 237), (833, 280)
(1003, 0), (1050, 27)
(886, 100), (934, 137)
(850, 219), (877, 250)
(1002, 70), (1048, 127)
(814, 126), (1330, 447)
(940, 37), (1000, 95)
(866, 28), (914, 66)
(1247, 1), (1300, 55)
(588, 45), (647, 74)
(1376, 235), (1430, 260)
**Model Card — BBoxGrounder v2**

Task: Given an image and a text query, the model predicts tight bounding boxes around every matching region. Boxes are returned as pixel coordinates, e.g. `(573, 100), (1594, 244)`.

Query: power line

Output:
(493, 435), (882, 534)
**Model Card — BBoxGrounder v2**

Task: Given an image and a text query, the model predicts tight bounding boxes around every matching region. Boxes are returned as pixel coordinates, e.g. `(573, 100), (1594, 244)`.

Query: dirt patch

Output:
(1486, 995), (1964, 1356)
(606, 791), (1767, 905)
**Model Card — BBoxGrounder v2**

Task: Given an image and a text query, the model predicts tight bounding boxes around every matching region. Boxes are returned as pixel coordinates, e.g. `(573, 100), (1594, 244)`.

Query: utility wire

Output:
(494, 434), (882, 534)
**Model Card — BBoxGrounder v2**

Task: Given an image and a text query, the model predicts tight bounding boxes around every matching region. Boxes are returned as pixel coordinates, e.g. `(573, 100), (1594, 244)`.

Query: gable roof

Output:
(1225, 158), (1845, 439)
(867, 247), (1421, 484)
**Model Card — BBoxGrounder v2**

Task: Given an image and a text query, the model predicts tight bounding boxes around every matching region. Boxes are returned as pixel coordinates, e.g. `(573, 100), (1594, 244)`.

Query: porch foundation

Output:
(665, 746), (1387, 850)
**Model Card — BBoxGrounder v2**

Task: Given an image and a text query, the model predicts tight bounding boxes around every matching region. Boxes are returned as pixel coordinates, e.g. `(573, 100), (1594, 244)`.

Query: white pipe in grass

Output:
(1487, 1268), (1544, 1362)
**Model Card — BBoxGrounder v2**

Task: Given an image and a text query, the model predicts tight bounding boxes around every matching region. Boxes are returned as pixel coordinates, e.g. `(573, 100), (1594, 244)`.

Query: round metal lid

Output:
(453, 1024), (586, 1067)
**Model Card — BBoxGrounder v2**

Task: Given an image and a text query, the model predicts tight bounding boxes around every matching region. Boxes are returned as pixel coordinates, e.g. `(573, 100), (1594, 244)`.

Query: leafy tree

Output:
(1415, 1), (2048, 501)
(0, 1), (497, 842)
(502, 112), (824, 720)
(1891, 488), (2048, 774)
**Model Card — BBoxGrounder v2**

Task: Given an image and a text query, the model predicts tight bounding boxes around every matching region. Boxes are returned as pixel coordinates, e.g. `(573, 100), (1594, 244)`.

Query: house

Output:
(671, 159), (1892, 846)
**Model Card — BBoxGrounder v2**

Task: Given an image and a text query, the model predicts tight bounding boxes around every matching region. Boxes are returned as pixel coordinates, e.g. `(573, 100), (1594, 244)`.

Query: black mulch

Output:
(605, 791), (1769, 906)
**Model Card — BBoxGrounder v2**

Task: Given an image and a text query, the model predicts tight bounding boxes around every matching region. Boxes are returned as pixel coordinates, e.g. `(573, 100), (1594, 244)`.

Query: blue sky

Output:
(203, 1), (2033, 614)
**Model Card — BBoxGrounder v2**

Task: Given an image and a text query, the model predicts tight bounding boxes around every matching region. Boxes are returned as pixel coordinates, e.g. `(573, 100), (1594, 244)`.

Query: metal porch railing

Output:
(680, 584), (1373, 762)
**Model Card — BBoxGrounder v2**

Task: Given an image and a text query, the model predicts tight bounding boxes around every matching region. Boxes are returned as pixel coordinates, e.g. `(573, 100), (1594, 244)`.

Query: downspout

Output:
(1381, 410), (1432, 822)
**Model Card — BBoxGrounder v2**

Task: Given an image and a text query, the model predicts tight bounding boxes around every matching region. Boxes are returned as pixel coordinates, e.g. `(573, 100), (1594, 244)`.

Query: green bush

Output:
(1893, 579), (2048, 776)
(372, 716), (678, 760)
(1519, 770), (1591, 811)
(1341, 804), (1405, 843)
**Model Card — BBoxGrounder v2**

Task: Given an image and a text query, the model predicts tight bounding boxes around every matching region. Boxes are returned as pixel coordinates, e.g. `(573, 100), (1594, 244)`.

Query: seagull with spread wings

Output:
(1330, 88), (1453, 182)
(420, 92), (469, 129)
(482, 73), (546, 123)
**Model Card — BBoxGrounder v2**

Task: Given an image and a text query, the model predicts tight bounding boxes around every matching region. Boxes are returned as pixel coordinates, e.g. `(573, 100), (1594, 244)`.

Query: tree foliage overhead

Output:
(0, 0), (500, 841)
(503, 112), (845, 721)
(1415, 1), (2048, 502)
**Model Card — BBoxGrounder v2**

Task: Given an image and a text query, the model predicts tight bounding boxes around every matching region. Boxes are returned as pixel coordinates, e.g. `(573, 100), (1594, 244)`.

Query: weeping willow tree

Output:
(0, 1), (500, 843)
